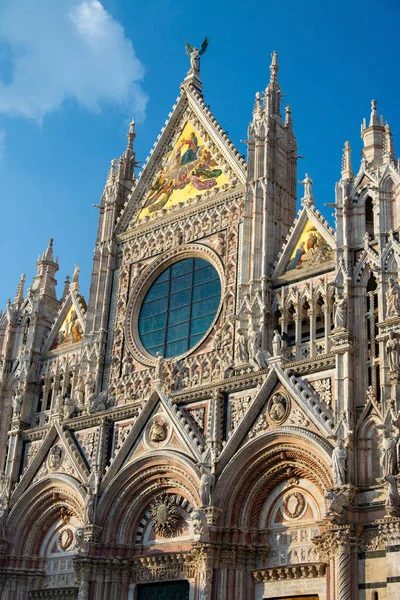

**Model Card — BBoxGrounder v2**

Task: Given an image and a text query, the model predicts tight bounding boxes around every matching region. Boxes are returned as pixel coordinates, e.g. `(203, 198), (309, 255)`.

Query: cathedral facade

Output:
(0, 51), (399, 600)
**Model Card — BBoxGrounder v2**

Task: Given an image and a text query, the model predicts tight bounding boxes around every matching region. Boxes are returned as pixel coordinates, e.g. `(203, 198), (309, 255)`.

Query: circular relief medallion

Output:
(58, 528), (74, 550)
(267, 393), (290, 425)
(48, 444), (63, 470)
(149, 494), (182, 538)
(148, 417), (168, 445)
(283, 491), (306, 520)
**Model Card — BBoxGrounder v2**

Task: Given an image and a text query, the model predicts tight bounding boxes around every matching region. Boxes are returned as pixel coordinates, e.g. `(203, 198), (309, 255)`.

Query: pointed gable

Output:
(272, 205), (336, 280)
(43, 290), (86, 353)
(116, 86), (246, 233)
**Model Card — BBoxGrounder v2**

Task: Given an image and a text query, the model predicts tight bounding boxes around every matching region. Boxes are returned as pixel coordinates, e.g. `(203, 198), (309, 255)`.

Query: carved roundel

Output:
(283, 491), (306, 520)
(125, 244), (225, 367)
(267, 392), (290, 425)
(58, 528), (74, 550)
(48, 444), (63, 471)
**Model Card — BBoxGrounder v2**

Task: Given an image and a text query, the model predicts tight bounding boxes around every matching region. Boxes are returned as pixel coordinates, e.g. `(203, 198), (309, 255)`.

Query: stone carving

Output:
(376, 423), (399, 477)
(89, 390), (108, 413)
(230, 394), (253, 433)
(149, 494), (181, 538)
(384, 475), (400, 515)
(333, 293), (347, 329)
(331, 438), (347, 485)
(287, 408), (310, 427)
(199, 466), (213, 507)
(58, 528), (74, 550)
(283, 491), (306, 519)
(191, 509), (208, 537)
(74, 377), (85, 406)
(386, 277), (400, 318)
(248, 414), (269, 438)
(268, 393), (289, 424)
(73, 527), (88, 553)
(149, 417), (167, 443)
(248, 324), (267, 369)
(272, 330), (283, 356)
(154, 352), (165, 382)
(309, 377), (332, 406)
(186, 407), (205, 434)
(173, 359), (188, 391)
(12, 385), (23, 418)
(48, 445), (63, 470)
(122, 355), (133, 378)
(185, 37), (209, 77)
(63, 395), (78, 420)
(386, 331), (400, 373)
(237, 329), (249, 363)
(325, 490), (349, 518)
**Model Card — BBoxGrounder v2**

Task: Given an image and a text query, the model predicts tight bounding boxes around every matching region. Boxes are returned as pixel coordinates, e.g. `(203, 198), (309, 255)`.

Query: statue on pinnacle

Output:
(185, 37), (209, 78)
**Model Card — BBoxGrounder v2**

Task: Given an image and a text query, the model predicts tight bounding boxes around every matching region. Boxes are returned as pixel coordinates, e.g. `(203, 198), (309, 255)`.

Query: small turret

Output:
(13, 274), (25, 306)
(32, 238), (59, 299)
(341, 141), (353, 180)
(117, 119), (137, 183)
(361, 100), (385, 169)
(383, 123), (396, 164)
(264, 51), (281, 118)
(71, 264), (80, 293)
(61, 275), (70, 301)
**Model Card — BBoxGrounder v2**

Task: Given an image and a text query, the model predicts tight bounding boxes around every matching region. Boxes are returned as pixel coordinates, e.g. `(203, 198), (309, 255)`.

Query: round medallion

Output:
(138, 257), (221, 359)
(267, 393), (289, 424)
(283, 491), (306, 520)
(149, 494), (181, 538)
(48, 444), (63, 470)
(149, 417), (168, 444)
(58, 528), (74, 550)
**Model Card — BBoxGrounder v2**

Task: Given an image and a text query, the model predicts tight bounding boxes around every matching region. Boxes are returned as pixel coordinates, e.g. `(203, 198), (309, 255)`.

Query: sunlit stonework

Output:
(0, 48), (399, 600)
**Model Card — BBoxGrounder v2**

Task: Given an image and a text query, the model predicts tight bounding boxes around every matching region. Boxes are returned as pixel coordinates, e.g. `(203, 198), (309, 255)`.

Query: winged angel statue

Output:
(185, 37), (209, 76)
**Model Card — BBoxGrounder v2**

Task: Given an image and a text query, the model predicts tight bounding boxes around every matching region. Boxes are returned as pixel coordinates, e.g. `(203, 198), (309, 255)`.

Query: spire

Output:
(264, 51), (281, 117)
(253, 92), (263, 119)
(285, 105), (293, 130)
(42, 238), (54, 262)
(13, 274), (25, 306)
(299, 173), (314, 207)
(62, 275), (70, 301)
(361, 99), (385, 169)
(383, 123), (396, 164)
(341, 141), (353, 180)
(369, 99), (379, 127)
(71, 264), (80, 292)
(118, 119), (137, 182)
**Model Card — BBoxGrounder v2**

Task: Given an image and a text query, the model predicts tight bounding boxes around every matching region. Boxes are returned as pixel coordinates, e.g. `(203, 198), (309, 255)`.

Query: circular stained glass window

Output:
(138, 257), (221, 359)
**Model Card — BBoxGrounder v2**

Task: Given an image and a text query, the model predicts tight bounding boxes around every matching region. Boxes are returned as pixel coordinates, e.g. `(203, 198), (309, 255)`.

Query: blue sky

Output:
(0, 0), (398, 308)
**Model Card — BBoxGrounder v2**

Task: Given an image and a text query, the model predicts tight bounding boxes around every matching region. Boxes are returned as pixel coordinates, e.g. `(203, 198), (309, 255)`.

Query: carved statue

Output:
(48, 445), (63, 470)
(122, 355), (133, 378)
(191, 509), (209, 536)
(386, 331), (400, 372)
(154, 352), (165, 381)
(272, 329), (283, 356)
(63, 395), (78, 420)
(150, 418), (167, 443)
(74, 377), (85, 406)
(268, 394), (287, 422)
(384, 475), (400, 514)
(386, 278), (400, 318)
(172, 359), (187, 391)
(248, 324), (267, 368)
(333, 293), (347, 329)
(84, 492), (94, 525)
(12, 387), (23, 418)
(89, 390), (108, 414)
(199, 466), (213, 506)
(378, 426), (400, 477)
(85, 374), (95, 403)
(185, 37), (209, 75)
(237, 329), (249, 362)
(331, 438), (347, 485)
(54, 390), (64, 414)
(325, 490), (348, 517)
(300, 173), (313, 198)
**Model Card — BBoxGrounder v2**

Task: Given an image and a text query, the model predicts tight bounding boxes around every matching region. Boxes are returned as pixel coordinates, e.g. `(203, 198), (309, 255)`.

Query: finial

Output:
(299, 173), (314, 207)
(253, 92), (263, 119)
(369, 99), (379, 127)
(269, 50), (279, 82)
(127, 118), (136, 150)
(341, 141), (353, 180)
(285, 105), (292, 129)
(106, 159), (117, 184)
(42, 238), (54, 262)
(71, 264), (80, 292)
(383, 123), (396, 163)
(14, 273), (25, 305)
(61, 275), (70, 301)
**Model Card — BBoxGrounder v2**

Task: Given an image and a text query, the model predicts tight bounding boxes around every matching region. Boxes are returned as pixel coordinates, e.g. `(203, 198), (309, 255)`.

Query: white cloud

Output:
(0, 0), (147, 121)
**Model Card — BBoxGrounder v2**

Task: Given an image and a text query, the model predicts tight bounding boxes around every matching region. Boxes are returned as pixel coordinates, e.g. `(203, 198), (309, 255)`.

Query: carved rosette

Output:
(149, 494), (182, 538)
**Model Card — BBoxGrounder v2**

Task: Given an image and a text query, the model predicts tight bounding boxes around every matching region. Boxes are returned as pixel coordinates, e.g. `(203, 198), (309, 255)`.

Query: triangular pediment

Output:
(272, 206), (336, 280)
(116, 87), (246, 233)
(43, 290), (86, 353)
(100, 386), (204, 493)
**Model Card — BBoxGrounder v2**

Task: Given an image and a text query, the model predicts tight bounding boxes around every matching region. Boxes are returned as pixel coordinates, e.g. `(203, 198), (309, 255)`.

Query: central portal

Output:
(137, 580), (190, 600)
